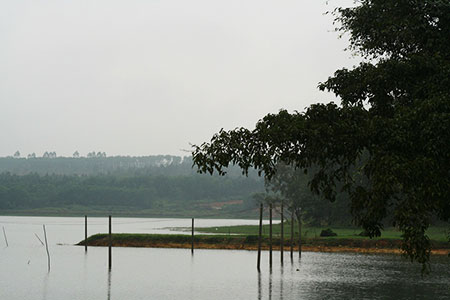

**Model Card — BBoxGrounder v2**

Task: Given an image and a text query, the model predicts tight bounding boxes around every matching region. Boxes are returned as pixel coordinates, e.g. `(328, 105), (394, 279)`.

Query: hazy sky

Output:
(0, 0), (358, 157)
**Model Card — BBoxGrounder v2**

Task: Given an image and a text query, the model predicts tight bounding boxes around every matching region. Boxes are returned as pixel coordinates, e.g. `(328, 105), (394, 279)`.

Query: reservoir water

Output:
(0, 216), (449, 299)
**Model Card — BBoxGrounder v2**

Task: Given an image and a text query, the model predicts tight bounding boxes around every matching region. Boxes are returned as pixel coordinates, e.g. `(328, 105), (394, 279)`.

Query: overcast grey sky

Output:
(0, 0), (358, 157)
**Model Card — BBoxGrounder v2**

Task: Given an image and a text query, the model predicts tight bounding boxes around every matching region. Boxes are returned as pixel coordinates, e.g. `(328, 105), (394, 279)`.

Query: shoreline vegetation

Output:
(77, 232), (450, 256)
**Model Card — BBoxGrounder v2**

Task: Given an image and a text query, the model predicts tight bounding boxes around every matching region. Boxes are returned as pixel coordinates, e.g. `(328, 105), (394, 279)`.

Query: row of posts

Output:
(257, 202), (301, 272)
(5, 210), (296, 273)
(84, 209), (297, 272)
(4, 210), (298, 272)
(84, 215), (196, 270)
(4, 215), (194, 272)
(83, 215), (113, 269)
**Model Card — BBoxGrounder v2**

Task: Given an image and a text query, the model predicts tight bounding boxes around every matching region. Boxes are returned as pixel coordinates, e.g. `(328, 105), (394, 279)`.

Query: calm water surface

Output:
(0, 216), (449, 300)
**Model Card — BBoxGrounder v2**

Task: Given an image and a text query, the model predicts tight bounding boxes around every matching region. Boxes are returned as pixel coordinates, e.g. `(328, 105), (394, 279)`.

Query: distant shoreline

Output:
(78, 234), (450, 256)
(0, 210), (259, 219)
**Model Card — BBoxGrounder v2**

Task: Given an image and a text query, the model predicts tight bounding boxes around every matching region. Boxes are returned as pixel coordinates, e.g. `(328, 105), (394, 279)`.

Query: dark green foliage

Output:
(192, 0), (450, 270)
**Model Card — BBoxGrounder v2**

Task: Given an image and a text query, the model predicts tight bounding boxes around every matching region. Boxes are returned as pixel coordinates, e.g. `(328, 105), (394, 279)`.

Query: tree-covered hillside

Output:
(0, 155), (355, 221)
(0, 155), (265, 217)
(0, 172), (262, 215)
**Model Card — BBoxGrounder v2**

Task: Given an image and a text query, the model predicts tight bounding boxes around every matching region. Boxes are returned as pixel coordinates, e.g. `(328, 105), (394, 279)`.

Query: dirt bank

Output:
(78, 234), (449, 255)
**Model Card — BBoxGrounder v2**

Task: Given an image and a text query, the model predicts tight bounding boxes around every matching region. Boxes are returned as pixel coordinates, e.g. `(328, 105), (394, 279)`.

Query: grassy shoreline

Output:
(196, 223), (450, 242)
(77, 233), (450, 255)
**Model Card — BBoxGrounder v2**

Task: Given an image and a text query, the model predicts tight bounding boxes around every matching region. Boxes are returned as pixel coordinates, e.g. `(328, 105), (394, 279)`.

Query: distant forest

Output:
(0, 155), (354, 223)
(0, 155), (264, 217)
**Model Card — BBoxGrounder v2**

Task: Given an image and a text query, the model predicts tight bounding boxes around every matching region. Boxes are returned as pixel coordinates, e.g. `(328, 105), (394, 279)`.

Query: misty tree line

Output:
(0, 155), (197, 176)
(0, 172), (263, 211)
(0, 155), (354, 224)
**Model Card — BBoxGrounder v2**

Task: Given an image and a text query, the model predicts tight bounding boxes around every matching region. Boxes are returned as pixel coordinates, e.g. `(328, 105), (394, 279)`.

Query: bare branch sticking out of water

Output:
(2, 226), (8, 247)
(43, 225), (50, 272)
(35, 233), (44, 246)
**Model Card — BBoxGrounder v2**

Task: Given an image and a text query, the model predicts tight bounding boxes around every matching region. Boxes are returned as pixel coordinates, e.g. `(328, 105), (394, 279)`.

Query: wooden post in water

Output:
(269, 203), (272, 269)
(108, 215), (112, 270)
(85, 215), (88, 252)
(298, 210), (302, 258)
(2, 226), (8, 247)
(43, 225), (50, 272)
(290, 211), (294, 260)
(280, 200), (284, 264)
(257, 203), (263, 272)
(191, 218), (194, 254)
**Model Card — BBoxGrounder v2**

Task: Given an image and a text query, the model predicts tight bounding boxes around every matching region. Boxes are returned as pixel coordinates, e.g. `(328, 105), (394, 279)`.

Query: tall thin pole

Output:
(108, 215), (112, 270)
(85, 215), (88, 252)
(290, 211), (294, 260)
(43, 225), (50, 272)
(191, 218), (194, 254)
(298, 210), (302, 258)
(2, 226), (8, 247)
(269, 203), (272, 269)
(280, 201), (284, 264)
(257, 203), (263, 272)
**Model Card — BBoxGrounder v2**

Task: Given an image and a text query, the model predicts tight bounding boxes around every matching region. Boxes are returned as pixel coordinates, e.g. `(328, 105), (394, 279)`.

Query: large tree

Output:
(192, 0), (450, 270)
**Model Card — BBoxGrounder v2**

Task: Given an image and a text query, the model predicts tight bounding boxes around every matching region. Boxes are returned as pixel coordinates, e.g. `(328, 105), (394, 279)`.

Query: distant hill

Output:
(0, 156), (355, 223)
(0, 155), (264, 218)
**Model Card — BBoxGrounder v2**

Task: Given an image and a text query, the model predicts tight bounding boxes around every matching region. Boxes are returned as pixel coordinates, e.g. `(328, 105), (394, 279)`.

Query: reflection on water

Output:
(0, 216), (449, 300)
(258, 273), (262, 300)
(107, 271), (111, 300)
(268, 271), (273, 300)
(279, 265), (284, 300)
(42, 273), (49, 300)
